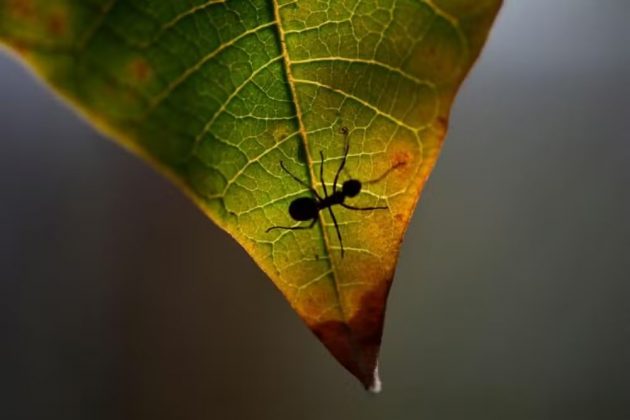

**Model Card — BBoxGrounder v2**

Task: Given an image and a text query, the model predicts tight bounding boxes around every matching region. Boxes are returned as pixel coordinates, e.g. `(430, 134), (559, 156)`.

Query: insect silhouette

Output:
(266, 128), (390, 257)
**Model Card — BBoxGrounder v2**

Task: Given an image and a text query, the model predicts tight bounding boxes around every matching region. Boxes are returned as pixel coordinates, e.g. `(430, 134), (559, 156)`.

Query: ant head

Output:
(342, 179), (361, 197)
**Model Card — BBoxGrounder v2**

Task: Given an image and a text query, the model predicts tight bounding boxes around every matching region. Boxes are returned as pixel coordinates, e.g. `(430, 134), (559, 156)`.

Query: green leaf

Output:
(0, 0), (502, 390)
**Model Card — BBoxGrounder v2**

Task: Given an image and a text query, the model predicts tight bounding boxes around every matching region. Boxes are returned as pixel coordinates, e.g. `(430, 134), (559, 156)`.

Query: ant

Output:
(266, 127), (389, 257)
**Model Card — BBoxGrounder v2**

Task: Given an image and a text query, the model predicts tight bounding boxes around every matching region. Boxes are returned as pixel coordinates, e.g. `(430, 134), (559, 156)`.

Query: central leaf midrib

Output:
(270, 0), (348, 324)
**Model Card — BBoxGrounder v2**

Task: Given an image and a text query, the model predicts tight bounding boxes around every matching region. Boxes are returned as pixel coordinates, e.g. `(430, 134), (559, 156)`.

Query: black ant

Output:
(266, 128), (389, 257)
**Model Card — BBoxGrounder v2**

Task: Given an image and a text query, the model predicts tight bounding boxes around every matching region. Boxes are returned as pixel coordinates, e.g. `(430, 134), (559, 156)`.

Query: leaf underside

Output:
(0, 0), (502, 390)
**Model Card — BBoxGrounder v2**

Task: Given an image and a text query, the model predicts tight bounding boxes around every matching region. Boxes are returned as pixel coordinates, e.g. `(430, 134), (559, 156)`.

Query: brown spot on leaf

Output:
(437, 115), (448, 129)
(7, 0), (34, 19)
(129, 58), (152, 84)
(9, 39), (29, 55)
(272, 126), (291, 142)
(391, 150), (411, 169)
(47, 10), (67, 36)
(435, 115), (449, 137)
(310, 279), (393, 390)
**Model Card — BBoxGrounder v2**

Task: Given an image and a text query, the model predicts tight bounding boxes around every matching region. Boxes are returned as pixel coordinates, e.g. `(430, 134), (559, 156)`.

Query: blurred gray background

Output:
(1, 1), (629, 419)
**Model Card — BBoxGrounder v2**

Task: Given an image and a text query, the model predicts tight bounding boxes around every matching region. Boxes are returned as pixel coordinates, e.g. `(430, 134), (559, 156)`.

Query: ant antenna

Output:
(333, 127), (350, 193)
(266, 219), (317, 233)
(362, 160), (406, 185)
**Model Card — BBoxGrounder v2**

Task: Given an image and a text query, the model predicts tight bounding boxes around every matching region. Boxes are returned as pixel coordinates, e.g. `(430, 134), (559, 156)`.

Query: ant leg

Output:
(326, 207), (345, 258)
(333, 131), (350, 193)
(280, 161), (322, 200)
(266, 218), (317, 233)
(319, 151), (329, 198)
(341, 203), (388, 211)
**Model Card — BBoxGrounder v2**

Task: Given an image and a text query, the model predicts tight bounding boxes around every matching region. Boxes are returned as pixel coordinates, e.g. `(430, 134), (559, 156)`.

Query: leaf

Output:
(0, 0), (502, 390)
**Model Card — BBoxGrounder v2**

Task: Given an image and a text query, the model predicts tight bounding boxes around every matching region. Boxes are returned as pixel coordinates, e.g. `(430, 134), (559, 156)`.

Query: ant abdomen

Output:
(289, 197), (318, 221)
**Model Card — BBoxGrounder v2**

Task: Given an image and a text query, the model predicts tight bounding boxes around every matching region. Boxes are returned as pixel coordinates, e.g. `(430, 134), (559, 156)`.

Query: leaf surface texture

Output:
(0, 0), (502, 389)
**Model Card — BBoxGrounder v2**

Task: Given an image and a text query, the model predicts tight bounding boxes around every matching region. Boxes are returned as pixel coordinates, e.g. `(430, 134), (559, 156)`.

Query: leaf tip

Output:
(366, 363), (382, 394)
(309, 281), (392, 391)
